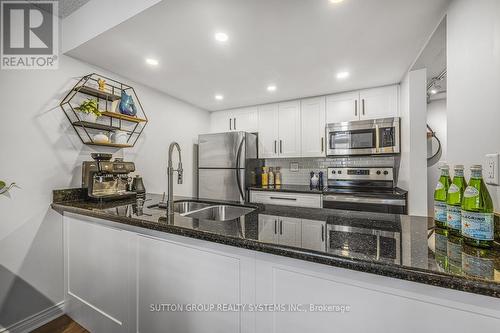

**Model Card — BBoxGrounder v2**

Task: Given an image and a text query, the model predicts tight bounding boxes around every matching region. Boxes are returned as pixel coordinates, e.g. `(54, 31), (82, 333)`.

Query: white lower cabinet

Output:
(65, 214), (500, 333)
(258, 214), (301, 248)
(300, 219), (326, 252)
(250, 190), (322, 208)
(255, 253), (500, 333)
(64, 214), (132, 333)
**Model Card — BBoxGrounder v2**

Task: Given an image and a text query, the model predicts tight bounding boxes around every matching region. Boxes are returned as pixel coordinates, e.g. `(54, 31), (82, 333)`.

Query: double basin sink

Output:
(169, 200), (255, 222)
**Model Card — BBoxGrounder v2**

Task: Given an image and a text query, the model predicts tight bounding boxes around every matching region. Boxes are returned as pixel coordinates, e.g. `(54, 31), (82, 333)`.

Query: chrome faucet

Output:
(167, 142), (183, 216)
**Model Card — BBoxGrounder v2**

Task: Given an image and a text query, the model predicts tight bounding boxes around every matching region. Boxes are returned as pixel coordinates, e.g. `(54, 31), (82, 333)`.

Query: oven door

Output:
(326, 225), (401, 264)
(323, 195), (407, 214)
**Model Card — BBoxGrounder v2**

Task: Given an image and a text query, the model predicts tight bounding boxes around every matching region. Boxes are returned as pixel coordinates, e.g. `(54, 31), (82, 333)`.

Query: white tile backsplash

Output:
(264, 156), (396, 185)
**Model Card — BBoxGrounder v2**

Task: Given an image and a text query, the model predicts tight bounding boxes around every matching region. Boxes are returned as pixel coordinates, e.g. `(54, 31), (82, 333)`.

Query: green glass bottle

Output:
(434, 164), (451, 228)
(461, 165), (494, 248)
(446, 165), (467, 236)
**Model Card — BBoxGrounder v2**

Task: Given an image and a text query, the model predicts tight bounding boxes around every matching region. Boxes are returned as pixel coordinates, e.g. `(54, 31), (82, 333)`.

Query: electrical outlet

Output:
(485, 153), (499, 185)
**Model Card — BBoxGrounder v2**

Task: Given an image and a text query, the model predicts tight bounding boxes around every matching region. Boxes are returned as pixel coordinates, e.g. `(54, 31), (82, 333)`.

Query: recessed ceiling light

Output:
(214, 32), (229, 42)
(145, 58), (159, 66)
(430, 89), (438, 95)
(215, 94), (224, 100)
(329, 0), (344, 3)
(267, 85), (277, 92)
(336, 71), (350, 79)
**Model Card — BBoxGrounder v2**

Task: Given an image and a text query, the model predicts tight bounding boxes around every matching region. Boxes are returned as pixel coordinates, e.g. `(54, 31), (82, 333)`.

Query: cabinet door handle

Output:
(279, 220), (283, 235)
(362, 99), (365, 116)
(355, 100), (358, 116)
(279, 140), (283, 154)
(274, 220), (277, 234)
(321, 137), (324, 152)
(274, 140), (277, 154)
(270, 196), (297, 201)
(229, 118), (232, 130)
(234, 118), (236, 130)
(321, 224), (325, 242)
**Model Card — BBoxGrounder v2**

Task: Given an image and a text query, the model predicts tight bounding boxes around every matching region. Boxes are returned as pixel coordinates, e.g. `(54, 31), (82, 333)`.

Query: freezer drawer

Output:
(198, 169), (246, 201)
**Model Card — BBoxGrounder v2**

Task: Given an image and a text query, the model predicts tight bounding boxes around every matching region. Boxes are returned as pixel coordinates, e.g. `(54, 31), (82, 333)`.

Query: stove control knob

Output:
(332, 170), (336, 174)
(376, 170), (381, 175)
(338, 170), (342, 174)
(383, 171), (389, 175)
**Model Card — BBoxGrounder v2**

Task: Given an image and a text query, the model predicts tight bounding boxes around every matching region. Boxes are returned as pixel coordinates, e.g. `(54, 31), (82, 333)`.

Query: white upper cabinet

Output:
(326, 84), (399, 124)
(210, 107), (258, 133)
(277, 101), (301, 158)
(258, 103), (279, 158)
(326, 91), (360, 123)
(232, 107), (258, 132)
(301, 97), (326, 157)
(359, 85), (399, 120)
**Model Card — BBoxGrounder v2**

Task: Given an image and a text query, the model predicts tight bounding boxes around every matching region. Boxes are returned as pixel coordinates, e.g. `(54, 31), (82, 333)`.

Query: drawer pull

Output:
(270, 196), (297, 201)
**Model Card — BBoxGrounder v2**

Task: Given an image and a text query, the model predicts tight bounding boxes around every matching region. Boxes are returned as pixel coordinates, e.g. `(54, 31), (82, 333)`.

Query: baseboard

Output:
(0, 301), (65, 333)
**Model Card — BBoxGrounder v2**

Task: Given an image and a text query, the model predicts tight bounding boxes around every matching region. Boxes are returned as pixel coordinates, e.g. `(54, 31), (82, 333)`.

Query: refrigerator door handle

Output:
(235, 136), (246, 202)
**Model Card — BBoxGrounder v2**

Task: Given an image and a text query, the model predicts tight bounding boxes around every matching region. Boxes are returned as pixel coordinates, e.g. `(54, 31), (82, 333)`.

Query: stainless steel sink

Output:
(183, 205), (255, 222)
(173, 201), (212, 214)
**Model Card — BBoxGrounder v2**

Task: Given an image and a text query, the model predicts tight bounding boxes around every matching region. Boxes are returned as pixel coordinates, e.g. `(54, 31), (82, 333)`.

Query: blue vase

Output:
(119, 90), (137, 116)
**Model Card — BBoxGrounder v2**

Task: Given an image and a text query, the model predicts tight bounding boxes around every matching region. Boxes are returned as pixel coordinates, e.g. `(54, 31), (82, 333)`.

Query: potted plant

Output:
(75, 98), (101, 122)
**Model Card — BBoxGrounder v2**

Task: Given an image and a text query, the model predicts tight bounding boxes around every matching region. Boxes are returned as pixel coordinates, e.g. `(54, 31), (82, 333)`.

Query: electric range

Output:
(323, 167), (407, 214)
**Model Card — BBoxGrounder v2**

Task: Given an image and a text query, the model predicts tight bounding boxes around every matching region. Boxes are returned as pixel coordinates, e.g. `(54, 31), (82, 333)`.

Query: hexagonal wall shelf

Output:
(60, 73), (148, 148)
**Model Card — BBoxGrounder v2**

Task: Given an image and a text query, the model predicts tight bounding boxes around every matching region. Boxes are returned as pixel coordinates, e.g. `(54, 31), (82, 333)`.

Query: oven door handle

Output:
(323, 195), (406, 206)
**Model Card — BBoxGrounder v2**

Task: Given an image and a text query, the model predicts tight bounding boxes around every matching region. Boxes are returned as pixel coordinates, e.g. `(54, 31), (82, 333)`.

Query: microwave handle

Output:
(375, 125), (380, 153)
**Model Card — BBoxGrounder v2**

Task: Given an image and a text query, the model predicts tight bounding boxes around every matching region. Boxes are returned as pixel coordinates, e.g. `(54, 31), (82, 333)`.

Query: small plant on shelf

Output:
(0, 180), (17, 195)
(75, 98), (101, 123)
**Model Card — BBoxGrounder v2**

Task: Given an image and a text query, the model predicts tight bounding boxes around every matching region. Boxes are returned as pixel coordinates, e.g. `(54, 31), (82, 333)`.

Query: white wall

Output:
(427, 99), (447, 217)
(0, 55), (209, 329)
(398, 69), (428, 216)
(447, 0), (500, 211)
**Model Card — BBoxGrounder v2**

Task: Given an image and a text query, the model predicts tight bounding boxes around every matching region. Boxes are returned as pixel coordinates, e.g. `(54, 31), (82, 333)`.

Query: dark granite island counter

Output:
(52, 190), (500, 333)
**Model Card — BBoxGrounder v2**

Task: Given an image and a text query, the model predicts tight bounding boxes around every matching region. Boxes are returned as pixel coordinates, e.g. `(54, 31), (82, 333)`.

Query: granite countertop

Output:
(52, 189), (500, 299)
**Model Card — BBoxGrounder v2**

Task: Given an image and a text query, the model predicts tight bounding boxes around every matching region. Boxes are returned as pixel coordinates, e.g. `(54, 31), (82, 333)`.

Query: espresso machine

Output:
(82, 153), (136, 201)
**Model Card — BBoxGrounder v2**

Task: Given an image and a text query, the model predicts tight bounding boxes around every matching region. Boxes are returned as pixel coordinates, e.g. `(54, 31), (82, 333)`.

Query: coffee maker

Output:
(82, 153), (136, 201)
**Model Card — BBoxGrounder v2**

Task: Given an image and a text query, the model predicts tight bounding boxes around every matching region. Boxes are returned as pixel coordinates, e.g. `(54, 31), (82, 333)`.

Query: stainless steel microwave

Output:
(326, 117), (400, 156)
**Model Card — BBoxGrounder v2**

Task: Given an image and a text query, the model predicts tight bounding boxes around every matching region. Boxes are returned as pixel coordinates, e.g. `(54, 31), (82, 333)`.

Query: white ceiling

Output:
(67, 0), (450, 111)
(29, 0), (90, 18)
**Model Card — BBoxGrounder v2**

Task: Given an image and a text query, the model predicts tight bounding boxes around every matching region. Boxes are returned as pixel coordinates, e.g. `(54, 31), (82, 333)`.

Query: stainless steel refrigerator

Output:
(198, 132), (259, 202)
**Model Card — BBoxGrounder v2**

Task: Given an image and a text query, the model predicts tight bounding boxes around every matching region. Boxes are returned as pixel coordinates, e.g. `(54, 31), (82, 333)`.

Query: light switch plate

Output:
(485, 153), (499, 185)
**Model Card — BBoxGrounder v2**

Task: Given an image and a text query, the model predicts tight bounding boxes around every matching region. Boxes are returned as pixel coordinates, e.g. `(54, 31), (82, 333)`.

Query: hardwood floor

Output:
(31, 315), (89, 333)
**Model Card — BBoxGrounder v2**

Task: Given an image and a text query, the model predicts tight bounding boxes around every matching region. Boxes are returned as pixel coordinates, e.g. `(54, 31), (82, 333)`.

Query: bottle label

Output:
(434, 201), (447, 222)
(461, 211), (494, 240)
(462, 253), (494, 279)
(435, 182), (444, 190)
(448, 184), (459, 194)
(447, 205), (461, 230)
(463, 186), (479, 198)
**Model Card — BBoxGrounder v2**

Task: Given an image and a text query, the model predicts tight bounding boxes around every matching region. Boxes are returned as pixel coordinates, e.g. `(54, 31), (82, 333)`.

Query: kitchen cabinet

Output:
(257, 103), (279, 158)
(64, 214), (132, 333)
(258, 214), (302, 248)
(326, 91), (360, 123)
(277, 101), (301, 157)
(255, 253), (500, 333)
(359, 85), (399, 120)
(210, 107), (258, 133)
(326, 85), (398, 124)
(301, 219), (326, 252)
(250, 190), (322, 208)
(301, 97), (326, 157)
(257, 101), (301, 158)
